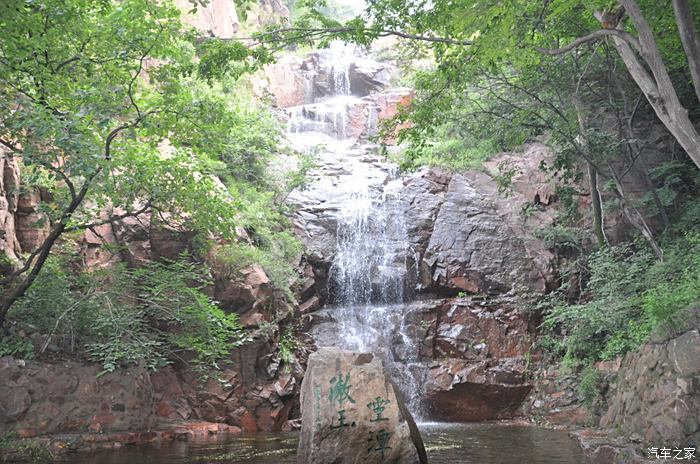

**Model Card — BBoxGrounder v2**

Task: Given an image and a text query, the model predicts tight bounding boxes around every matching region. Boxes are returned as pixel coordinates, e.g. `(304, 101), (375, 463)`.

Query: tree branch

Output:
(228, 27), (474, 47)
(537, 29), (642, 56)
(65, 201), (152, 232)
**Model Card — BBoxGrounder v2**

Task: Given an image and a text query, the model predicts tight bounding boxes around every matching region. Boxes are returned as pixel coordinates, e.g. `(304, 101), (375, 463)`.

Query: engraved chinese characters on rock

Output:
(329, 372), (357, 430)
(367, 396), (390, 422)
(366, 396), (392, 460)
(368, 428), (393, 459)
(297, 348), (428, 464)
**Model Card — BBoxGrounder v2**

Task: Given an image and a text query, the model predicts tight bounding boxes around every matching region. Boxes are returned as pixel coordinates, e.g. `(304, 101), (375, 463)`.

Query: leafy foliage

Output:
(540, 214), (700, 365)
(7, 257), (250, 375)
(278, 325), (300, 371)
(577, 364), (605, 416)
(0, 0), (286, 320)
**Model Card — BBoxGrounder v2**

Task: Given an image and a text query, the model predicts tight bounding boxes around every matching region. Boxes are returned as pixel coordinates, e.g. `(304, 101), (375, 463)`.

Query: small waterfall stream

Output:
(286, 42), (423, 417)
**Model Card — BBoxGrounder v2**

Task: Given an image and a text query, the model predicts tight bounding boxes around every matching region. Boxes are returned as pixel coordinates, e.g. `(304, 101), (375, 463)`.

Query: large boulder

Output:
(423, 358), (531, 422)
(298, 348), (428, 464)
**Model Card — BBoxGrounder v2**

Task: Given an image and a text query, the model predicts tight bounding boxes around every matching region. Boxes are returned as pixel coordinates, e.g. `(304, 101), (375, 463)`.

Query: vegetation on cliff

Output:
(0, 0), (302, 372)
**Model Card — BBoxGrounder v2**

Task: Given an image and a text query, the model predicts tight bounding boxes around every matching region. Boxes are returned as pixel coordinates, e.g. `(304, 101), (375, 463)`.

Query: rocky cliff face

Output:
(174, 0), (240, 38)
(273, 40), (563, 423)
(291, 136), (559, 422)
(0, 152), (22, 269)
(0, 149), (52, 266)
(0, 207), (308, 437)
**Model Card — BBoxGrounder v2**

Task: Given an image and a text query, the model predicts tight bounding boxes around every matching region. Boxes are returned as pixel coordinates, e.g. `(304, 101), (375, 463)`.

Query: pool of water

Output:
(54, 422), (585, 463)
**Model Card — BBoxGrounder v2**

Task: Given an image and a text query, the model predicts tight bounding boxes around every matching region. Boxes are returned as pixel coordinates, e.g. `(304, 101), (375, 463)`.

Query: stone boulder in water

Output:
(297, 347), (428, 464)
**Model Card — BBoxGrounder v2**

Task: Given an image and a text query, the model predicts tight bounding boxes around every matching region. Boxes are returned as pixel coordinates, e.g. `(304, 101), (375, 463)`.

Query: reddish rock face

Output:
(256, 56), (311, 108)
(423, 358), (532, 422)
(433, 301), (531, 360)
(0, 152), (22, 267)
(425, 379), (532, 422)
(0, 357), (154, 436)
(173, 0), (240, 39)
(0, 178), (50, 260)
(214, 263), (273, 323)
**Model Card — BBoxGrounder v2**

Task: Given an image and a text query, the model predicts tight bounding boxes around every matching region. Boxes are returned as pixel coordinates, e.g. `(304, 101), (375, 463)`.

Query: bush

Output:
(541, 227), (700, 365)
(394, 119), (500, 172)
(278, 326), (299, 372)
(7, 257), (250, 376)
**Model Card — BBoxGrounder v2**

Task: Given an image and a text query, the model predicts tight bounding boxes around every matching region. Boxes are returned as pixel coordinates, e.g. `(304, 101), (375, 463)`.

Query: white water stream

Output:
(287, 42), (423, 417)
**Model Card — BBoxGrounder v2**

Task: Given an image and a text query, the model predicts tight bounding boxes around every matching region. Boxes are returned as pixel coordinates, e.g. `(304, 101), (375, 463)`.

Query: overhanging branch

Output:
(537, 29), (642, 56)
(226, 27), (473, 47)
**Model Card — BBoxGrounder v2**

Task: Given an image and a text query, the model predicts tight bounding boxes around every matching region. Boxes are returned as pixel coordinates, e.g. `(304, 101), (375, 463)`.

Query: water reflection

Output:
(54, 423), (584, 464)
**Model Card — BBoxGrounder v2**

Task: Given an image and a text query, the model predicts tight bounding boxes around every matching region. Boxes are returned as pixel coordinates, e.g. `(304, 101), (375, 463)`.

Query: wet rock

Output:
(571, 430), (652, 464)
(348, 59), (392, 96)
(298, 348), (427, 464)
(423, 359), (531, 422)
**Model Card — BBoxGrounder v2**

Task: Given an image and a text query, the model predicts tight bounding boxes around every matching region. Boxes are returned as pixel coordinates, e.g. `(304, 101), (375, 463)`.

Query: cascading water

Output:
(287, 41), (424, 418)
(327, 173), (424, 417)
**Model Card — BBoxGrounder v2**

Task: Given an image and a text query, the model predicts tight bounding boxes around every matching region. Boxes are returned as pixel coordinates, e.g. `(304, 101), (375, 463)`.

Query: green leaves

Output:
(9, 256), (250, 374)
(541, 224), (700, 365)
(197, 40), (267, 83)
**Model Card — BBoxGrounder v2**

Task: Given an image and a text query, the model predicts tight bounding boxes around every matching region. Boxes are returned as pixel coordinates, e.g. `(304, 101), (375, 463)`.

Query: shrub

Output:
(541, 227), (700, 365)
(7, 257), (250, 376)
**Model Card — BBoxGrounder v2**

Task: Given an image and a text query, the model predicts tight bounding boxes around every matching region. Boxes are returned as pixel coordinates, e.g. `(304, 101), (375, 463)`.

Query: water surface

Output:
(56, 423), (584, 464)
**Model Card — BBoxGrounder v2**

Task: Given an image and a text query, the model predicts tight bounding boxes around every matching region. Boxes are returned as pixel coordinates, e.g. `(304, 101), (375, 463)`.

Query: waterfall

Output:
(325, 41), (355, 96)
(287, 41), (423, 418)
(328, 175), (424, 417)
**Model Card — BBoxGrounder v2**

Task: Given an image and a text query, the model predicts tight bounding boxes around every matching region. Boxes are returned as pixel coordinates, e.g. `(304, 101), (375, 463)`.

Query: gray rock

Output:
(419, 173), (545, 295)
(297, 348), (427, 464)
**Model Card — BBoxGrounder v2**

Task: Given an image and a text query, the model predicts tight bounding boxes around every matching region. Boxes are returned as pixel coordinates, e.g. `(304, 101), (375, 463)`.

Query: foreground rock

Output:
(298, 348), (427, 464)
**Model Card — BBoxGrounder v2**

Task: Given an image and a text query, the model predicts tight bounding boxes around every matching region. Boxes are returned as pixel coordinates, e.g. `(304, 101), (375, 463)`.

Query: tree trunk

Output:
(608, 164), (664, 260)
(0, 220), (68, 330)
(572, 94), (608, 247)
(0, 168), (101, 331)
(608, 0), (700, 170)
(672, 0), (700, 104)
(588, 162), (608, 247)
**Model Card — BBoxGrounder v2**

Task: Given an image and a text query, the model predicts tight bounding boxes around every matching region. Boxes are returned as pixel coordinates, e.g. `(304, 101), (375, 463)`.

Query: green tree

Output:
(0, 0), (271, 328)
